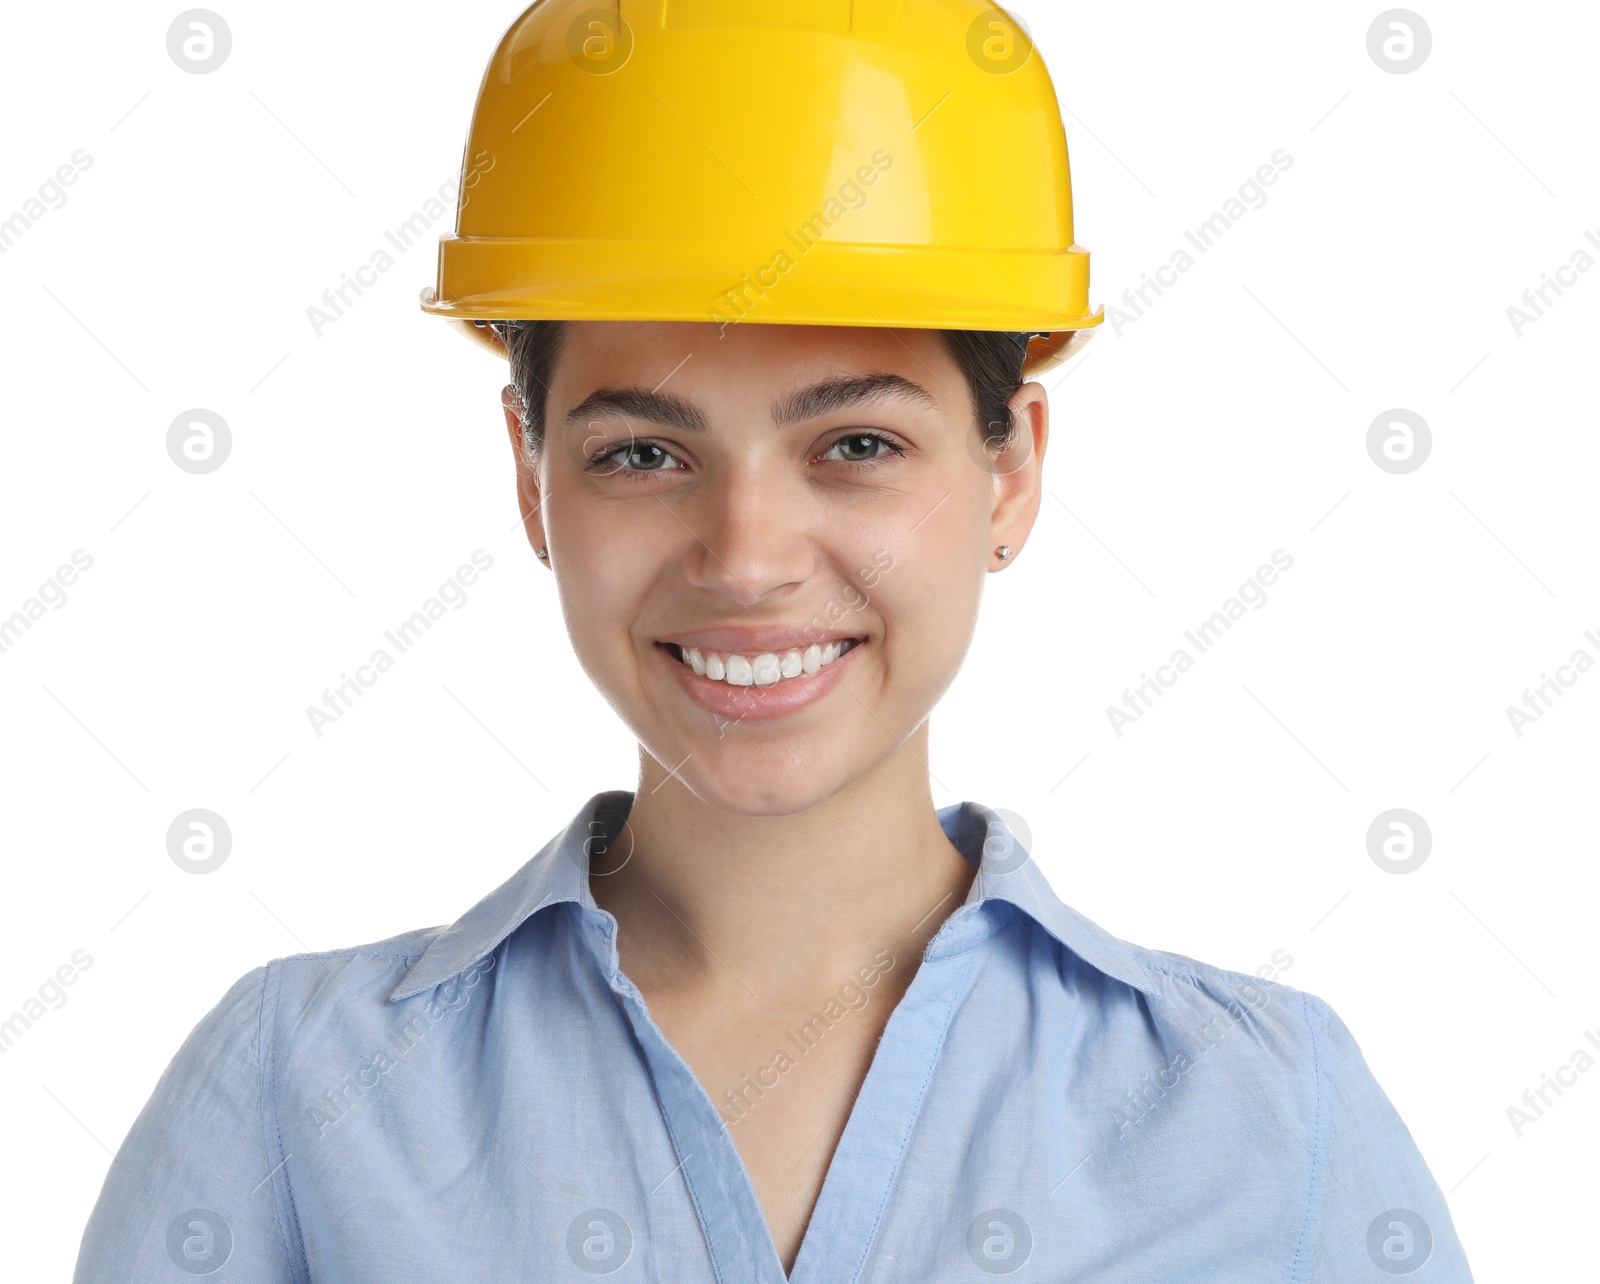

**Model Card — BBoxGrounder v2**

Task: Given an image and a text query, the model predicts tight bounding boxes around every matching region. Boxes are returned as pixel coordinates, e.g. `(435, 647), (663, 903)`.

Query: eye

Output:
(587, 438), (686, 479)
(820, 430), (907, 470)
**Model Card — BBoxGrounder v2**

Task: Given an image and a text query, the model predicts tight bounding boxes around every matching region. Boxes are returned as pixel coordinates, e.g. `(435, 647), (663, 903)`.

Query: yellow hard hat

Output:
(421, 0), (1102, 378)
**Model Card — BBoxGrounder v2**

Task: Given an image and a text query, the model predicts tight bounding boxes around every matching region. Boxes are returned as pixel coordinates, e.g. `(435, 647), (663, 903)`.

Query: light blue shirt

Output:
(75, 791), (1472, 1281)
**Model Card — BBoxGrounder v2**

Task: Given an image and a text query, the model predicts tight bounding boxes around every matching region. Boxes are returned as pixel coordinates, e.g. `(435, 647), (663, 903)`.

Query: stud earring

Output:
(996, 545), (1012, 560)
(535, 547), (549, 561)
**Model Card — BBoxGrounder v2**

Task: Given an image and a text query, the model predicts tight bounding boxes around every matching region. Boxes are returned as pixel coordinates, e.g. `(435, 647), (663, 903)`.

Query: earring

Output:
(535, 547), (549, 561)
(996, 545), (1013, 560)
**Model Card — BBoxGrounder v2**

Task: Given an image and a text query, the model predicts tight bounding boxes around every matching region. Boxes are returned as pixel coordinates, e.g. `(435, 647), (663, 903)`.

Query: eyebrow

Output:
(562, 372), (940, 433)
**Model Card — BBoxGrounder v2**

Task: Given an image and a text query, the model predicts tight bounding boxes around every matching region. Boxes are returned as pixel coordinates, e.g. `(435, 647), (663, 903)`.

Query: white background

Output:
(2, 1), (1595, 1278)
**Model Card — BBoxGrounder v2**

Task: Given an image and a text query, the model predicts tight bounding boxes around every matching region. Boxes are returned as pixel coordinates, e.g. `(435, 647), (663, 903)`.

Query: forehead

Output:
(551, 320), (966, 418)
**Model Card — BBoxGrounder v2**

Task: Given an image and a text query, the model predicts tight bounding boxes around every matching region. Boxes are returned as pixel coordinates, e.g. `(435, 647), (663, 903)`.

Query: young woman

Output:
(75, 3), (1472, 1280)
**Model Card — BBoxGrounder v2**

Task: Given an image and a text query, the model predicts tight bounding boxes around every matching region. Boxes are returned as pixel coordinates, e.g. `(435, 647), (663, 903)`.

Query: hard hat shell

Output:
(421, 0), (1102, 377)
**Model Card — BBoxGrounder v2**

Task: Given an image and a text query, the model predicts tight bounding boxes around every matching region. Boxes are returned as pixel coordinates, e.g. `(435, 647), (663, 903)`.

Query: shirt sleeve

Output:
(72, 964), (302, 1283)
(1301, 995), (1474, 1282)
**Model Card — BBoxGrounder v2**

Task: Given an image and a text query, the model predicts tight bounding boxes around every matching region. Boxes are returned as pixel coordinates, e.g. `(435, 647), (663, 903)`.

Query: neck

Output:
(589, 729), (977, 1004)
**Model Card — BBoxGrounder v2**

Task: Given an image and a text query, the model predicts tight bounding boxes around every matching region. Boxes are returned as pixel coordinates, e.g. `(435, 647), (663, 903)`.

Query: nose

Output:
(676, 457), (819, 605)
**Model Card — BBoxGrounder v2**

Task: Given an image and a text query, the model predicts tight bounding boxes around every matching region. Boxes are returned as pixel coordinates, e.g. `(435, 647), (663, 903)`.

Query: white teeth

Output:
(676, 640), (857, 687)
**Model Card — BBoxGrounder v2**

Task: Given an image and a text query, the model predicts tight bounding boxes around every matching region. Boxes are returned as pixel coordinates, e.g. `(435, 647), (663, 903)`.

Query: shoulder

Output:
(67, 931), (465, 1281)
(129, 918), (504, 1128)
(255, 922), (466, 1019)
(163, 922), (503, 1133)
(1092, 943), (1357, 1183)
(263, 923), (444, 982)
(1100, 939), (1430, 1168)
(1115, 950), (1475, 1276)
(180, 923), (463, 1054)
(107, 923), (452, 1104)
(1106, 937), (1359, 1086)
(1069, 940), (1472, 1274)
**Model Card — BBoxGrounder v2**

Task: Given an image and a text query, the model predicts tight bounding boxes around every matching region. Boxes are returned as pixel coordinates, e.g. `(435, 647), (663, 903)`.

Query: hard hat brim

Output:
(422, 290), (1099, 381)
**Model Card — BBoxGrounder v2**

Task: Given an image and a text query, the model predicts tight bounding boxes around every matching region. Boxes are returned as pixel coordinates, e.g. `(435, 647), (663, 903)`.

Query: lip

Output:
(655, 638), (864, 722)
(657, 626), (867, 655)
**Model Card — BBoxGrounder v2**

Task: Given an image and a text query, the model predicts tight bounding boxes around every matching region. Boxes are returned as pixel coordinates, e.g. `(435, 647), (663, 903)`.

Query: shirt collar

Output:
(389, 790), (1161, 1001)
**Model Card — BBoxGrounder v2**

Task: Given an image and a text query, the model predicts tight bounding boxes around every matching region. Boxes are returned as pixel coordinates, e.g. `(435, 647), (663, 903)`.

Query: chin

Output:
(650, 738), (863, 818)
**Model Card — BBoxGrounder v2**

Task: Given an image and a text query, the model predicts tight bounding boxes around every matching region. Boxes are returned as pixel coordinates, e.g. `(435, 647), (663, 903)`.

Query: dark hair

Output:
(490, 320), (1036, 468)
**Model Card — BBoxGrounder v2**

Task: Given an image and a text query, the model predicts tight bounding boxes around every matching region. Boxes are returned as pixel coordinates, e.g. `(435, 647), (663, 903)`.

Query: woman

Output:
(74, 2), (1472, 1280)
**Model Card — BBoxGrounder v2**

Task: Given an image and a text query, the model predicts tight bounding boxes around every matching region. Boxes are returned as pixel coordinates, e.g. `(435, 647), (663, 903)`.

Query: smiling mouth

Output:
(658, 638), (865, 687)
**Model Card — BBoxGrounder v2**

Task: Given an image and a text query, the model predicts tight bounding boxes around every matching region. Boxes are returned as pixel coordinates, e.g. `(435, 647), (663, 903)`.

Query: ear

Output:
(985, 381), (1049, 569)
(502, 384), (549, 564)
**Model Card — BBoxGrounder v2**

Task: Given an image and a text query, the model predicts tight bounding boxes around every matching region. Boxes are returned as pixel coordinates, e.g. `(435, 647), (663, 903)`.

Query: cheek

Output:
(548, 511), (657, 677)
(553, 576), (619, 696)
(881, 511), (989, 674)
(871, 567), (981, 686)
